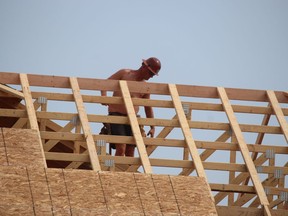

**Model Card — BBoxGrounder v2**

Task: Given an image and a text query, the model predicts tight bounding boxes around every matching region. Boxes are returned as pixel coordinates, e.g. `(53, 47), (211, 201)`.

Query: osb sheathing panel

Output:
(0, 128), (217, 215)
(2, 128), (44, 168)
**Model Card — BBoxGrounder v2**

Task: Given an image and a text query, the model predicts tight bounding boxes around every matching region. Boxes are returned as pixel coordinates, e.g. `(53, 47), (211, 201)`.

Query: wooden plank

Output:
(43, 121), (76, 151)
(217, 87), (271, 216)
(19, 73), (47, 168)
(0, 83), (24, 99)
(179, 131), (231, 176)
(267, 90), (288, 143)
(228, 132), (236, 205)
(243, 104), (272, 189)
(1, 71), (288, 102)
(119, 80), (152, 174)
(169, 84), (208, 180)
(30, 91), (288, 115)
(69, 77), (101, 171)
(214, 154), (268, 204)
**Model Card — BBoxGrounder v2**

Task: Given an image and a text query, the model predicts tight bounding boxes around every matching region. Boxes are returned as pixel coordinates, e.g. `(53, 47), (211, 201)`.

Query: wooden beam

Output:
(29, 91), (288, 115)
(0, 83), (24, 99)
(217, 206), (287, 216)
(119, 80), (152, 174)
(169, 84), (210, 181)
(179, 131), (231, 176)
(1, 71), (288, 102)
(69, 77), (101, 171)
(43, 121), (76, 151)
(19, 73), (47, 168)
(267, 90), (288, 143)
(214, 154), (268, 204)
(217, 87), (271, 216)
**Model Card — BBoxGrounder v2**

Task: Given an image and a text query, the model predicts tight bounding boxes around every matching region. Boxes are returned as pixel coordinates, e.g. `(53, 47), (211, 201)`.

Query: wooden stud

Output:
(19, 73), (47, 168)
(168, 84), (208, 179)
(119, 80), (152, 174)
(43, 121), (76, 151)
(0, 83), (24, 99)
(267, 90), (288, 143)
(228, 132), (236, 205)
(217, 87), (271, 216)
(69, 77), (101, 171)
(179, 131), (231, 176)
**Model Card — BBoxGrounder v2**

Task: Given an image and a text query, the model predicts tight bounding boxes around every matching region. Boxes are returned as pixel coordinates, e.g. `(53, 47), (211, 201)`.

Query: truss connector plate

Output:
(256, 166), (263, 173)
(96, 140), (106, 147)
(264, 187), (270, 195)
(280, 192), (288, 202)
(71, 116), (79, 126)
(37, 96), (47, 104)
(274, 169), (283, 179)
(265, 149), (275, 159)
(182, 103), (190, 118)
(104, 159), (114, 167)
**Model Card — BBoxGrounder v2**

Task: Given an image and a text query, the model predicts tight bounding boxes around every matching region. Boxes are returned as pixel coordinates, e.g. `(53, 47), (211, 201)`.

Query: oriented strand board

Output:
(45, 168), (70, 212)
(27, 167), (52, 211)
(170, 176), (217, 215)
(64, 169), (107, 210)
(134, 173), (162, 215)
(152, 174), (181, 215)
(0, 127), (217, 216)
(0, 147), (8, 165)
(0, 128), (4, 147)
(0, 166), (34, 215)
(100, 172), (144, 215)
(3, 128), (45, 168)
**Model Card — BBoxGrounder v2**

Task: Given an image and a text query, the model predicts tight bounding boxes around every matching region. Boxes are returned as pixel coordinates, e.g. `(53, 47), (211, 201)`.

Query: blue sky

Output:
(1, 0), (287, 91)
(0, 1), (287, 191)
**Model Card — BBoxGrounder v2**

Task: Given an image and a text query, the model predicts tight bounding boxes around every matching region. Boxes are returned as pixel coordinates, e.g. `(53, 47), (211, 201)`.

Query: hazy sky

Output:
(1, 0), (287, 91)
(0, 1), (287, 188)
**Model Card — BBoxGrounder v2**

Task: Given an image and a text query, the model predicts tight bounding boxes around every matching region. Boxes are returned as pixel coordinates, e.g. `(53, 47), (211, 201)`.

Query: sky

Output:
(1, 0), (288, 91)
(0, 0), (287, 200)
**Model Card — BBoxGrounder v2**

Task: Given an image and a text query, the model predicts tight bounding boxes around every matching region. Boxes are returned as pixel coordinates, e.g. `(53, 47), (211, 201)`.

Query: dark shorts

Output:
(108, 112), (135, 147)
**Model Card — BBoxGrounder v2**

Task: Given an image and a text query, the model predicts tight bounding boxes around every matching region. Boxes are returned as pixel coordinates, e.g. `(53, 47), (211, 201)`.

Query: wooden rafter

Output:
(1, 72), (287, 214)
(169, 84), (208, 179)
(241, 103), (272, 191)
(69, 77), (101, 171)
(19, 73), (47, 168)
(267, 90), (288, 143)
(119, 80), (152, 174)
(217, 87), (271, 216)
(0, 83), (24, 99)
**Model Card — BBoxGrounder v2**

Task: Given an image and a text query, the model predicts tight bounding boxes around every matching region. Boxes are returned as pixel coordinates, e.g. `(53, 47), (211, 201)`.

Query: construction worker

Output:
(101, 57), (161, 157)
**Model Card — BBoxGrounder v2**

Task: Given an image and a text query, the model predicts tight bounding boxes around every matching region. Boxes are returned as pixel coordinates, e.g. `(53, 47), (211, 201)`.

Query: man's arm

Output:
(143, 93), (155, 137)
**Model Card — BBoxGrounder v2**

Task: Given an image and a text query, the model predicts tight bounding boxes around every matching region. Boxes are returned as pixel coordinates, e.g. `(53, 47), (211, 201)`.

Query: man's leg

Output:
(110, 123), (126, 156)
(125, 145), (135, 157)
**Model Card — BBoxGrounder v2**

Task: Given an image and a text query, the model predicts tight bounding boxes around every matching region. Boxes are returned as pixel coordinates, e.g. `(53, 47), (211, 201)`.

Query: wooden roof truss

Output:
(1, 72), (288, 215)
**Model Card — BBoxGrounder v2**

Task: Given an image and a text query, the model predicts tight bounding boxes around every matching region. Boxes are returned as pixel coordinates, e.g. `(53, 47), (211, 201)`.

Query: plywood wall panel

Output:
(0, 128), (217, 215)
(134, 173), (162, 215)
(27, 168), (52, 211)
(100, 172), (144, 215)
(170, 176), (217, 215)
(152, 174), (181, 215)
(0, 147), (8, 165)
(64, 169), (106, 210)
(0, 128), (4, 147)
(45, 169), (70, 212)
(3, 128), (44, 168)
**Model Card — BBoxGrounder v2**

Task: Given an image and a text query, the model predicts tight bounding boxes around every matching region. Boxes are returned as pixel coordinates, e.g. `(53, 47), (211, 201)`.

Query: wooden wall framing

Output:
(0, 71), (287, 214)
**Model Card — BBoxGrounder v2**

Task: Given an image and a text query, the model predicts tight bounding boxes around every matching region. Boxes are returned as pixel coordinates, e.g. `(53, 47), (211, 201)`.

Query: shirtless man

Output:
(101, 57), (161, 156)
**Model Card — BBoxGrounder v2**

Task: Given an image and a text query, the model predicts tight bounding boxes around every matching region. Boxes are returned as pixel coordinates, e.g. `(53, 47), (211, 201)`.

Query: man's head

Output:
(142, 57), (161, 76)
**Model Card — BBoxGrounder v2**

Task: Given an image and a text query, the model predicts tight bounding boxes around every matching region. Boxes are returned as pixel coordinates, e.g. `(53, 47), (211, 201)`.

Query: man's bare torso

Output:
(108, 69), (146, 114)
